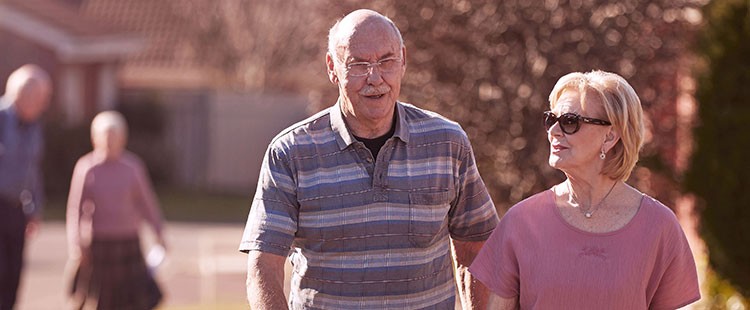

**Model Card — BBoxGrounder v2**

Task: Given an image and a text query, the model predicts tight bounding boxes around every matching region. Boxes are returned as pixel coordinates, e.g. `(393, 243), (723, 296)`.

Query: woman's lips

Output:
(551, 144), (568, 153)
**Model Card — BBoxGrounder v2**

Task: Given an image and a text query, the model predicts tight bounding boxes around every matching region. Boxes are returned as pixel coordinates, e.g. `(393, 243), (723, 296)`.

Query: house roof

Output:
(0, 0), (143, 62)
(81, 0), (195, 69)
(80, 0), (213, 88)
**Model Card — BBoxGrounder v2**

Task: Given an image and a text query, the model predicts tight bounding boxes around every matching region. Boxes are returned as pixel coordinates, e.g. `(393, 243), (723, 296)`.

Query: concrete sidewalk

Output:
(17, 221), (250, 310)
(19, 221), (703, 309)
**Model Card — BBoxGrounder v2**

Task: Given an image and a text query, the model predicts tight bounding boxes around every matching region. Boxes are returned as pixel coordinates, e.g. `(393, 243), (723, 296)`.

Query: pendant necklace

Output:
(568, 180), (618, 219)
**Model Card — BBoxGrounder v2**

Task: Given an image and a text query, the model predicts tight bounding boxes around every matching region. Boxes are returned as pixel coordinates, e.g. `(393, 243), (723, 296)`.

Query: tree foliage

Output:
(685, 0), (750, 297)
(168, 0), (333, 92)
(377, 0), (704, 210)
(174, 0), (703, 212)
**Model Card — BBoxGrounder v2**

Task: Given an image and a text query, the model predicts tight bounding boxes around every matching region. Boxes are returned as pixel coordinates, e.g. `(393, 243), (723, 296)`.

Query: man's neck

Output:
(341, 104), (396, 139)
(348, 120), (391, 138)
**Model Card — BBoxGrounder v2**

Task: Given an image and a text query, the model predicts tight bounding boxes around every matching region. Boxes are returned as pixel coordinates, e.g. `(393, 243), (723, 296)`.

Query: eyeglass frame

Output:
(339, 56), (404, 77)
(543, 111), (612, 135)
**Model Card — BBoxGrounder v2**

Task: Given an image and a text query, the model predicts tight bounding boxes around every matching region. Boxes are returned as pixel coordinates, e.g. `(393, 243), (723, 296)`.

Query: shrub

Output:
(685, 0), (750, 298)
(116, 92), (171, 185)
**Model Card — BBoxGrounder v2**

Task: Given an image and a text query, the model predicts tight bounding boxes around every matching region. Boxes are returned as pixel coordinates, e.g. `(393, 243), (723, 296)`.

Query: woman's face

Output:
(92, 125), (126, 159)
(547, 89), (611, 176)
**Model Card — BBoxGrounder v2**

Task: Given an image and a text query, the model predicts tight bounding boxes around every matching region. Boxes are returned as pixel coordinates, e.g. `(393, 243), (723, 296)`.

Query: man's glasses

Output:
(543, 111), (611, 134)
(344, 57), (402, 77)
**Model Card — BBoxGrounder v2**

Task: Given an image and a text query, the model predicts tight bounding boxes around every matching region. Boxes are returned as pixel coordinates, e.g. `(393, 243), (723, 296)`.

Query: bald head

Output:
(327, 9), (404, 63)
(5, 64), (52, 123)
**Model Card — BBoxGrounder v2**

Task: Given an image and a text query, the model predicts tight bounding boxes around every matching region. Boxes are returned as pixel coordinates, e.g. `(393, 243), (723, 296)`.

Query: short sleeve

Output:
(468, 210), (520, 298)
(239, 143), (299, 257)
(447, 134), (499, 241)
(650, 219), (701, 310)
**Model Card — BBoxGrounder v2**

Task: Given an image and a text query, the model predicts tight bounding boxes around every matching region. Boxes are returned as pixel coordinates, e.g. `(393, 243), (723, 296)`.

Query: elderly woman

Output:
(469, 71), (700, 309)
(65, 111), (165, 309)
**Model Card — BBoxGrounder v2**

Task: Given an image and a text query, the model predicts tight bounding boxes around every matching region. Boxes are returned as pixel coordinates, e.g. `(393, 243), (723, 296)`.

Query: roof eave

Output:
(0, 3), (145, 63)
(58, 37), (145, 63)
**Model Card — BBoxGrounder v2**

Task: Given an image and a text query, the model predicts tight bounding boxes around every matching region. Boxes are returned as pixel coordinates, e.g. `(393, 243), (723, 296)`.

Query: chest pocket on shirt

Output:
(408, 190), (454, 247)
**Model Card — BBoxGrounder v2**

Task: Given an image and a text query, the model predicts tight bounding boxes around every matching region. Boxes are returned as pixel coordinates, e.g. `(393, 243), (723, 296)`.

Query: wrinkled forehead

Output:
(334, 17), (402, 60)
(14, 77), (51, 100)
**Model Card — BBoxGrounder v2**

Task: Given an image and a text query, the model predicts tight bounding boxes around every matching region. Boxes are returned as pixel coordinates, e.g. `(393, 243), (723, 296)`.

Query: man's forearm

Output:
(246, 251), (287, 309)
(451, 239), (490, 309)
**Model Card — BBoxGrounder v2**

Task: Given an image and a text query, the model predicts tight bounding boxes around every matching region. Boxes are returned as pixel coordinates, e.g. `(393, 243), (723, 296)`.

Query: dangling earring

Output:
(600, 149), (606, 160)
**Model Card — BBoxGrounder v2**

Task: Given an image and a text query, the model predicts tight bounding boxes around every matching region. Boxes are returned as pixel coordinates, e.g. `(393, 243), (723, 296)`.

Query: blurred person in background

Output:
(0, 64), (51, 310)
(65, 111), (166, 310)
(469, 70), (700, 309)
(239, 9), (498, 309)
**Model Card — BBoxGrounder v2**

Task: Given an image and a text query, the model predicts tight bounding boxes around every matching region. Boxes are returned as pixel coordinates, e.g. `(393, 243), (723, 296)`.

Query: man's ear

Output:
(326, 53), (338, 84)
(400, 46), (407, 70)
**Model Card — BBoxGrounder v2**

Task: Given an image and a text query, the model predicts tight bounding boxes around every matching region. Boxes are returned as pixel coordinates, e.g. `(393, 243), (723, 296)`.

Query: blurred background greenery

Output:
(44, 187), (248, 223)
(686, 0), (750, 306)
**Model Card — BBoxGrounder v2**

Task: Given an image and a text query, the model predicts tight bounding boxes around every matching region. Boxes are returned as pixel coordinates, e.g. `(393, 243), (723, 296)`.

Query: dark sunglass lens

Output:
(543, 112), (557, 130)
(559, 114), (580, 134)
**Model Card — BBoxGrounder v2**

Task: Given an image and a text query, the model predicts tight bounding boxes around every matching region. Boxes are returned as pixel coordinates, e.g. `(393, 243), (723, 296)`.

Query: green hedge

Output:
(43, 120), (90, 199)
(685, 0), (750, 298)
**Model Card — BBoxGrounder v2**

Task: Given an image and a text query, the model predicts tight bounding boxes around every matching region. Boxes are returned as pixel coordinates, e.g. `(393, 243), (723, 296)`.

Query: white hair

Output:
(327, 10), (404, 64)
(91, 110), (128, 138)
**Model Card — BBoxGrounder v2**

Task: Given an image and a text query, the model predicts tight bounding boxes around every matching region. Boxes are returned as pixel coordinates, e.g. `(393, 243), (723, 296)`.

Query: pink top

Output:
(469, 189), (700, 310)
(66, 151), (164, 252)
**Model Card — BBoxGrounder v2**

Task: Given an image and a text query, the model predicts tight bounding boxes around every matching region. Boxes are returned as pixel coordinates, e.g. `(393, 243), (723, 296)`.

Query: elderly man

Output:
(0, 64), (52, 310)
(240, 9), (498, 309)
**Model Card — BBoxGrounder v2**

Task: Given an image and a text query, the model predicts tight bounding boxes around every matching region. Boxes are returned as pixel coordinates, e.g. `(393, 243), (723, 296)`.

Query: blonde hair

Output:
(548, 70), (644, 181)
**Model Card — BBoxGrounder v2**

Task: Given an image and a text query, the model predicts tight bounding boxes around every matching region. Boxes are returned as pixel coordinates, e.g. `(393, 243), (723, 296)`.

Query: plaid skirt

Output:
(68, 237), (162, 310)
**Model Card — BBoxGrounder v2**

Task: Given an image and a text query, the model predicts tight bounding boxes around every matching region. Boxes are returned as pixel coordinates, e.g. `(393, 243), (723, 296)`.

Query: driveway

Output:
(17, 221), (252, 310)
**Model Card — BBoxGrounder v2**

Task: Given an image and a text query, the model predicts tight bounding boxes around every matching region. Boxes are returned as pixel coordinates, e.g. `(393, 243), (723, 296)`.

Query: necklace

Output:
(567, 180), (618, 219)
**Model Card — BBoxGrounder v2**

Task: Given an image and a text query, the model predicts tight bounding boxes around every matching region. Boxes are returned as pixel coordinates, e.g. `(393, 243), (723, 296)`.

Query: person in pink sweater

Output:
(65, 111), (166, 309)
(469, 70), (700, 309)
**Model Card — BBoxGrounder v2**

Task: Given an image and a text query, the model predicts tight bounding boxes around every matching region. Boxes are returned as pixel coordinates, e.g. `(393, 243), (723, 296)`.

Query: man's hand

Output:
(451, 239), (490, 310)
(25, 217), (40, 239)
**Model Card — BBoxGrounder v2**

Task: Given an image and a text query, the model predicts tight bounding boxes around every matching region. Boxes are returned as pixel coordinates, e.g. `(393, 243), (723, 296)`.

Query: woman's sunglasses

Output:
(543, 111), (611, 135)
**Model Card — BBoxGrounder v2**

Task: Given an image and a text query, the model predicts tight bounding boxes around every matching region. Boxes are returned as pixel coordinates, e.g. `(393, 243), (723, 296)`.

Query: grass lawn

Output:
(156, 187), (250, 223)
(43, 187), (251, 223)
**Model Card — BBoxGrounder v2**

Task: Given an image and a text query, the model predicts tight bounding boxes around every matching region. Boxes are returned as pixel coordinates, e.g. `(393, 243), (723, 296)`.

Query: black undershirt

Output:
(354, 111), (397, 161)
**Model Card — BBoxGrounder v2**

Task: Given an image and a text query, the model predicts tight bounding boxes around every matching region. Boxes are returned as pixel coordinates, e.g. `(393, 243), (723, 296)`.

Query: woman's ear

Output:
(603, 128), (621, 153)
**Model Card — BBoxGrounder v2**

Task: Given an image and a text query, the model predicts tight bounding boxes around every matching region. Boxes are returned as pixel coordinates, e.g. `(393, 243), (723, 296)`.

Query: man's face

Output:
(14, 82), (50, 123)
(327, 18), (406, 130)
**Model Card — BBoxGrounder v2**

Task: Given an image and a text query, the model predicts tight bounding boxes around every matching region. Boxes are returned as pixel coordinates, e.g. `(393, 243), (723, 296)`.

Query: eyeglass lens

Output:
(347, 58), (400, 76)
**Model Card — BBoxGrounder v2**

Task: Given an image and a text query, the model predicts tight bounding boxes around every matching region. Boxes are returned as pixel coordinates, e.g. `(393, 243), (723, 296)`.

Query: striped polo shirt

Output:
(240, 101), (499, 309)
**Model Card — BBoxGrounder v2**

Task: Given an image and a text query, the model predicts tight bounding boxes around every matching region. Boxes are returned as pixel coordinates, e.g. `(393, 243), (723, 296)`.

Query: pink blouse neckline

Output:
(547, 189), (646, 237)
